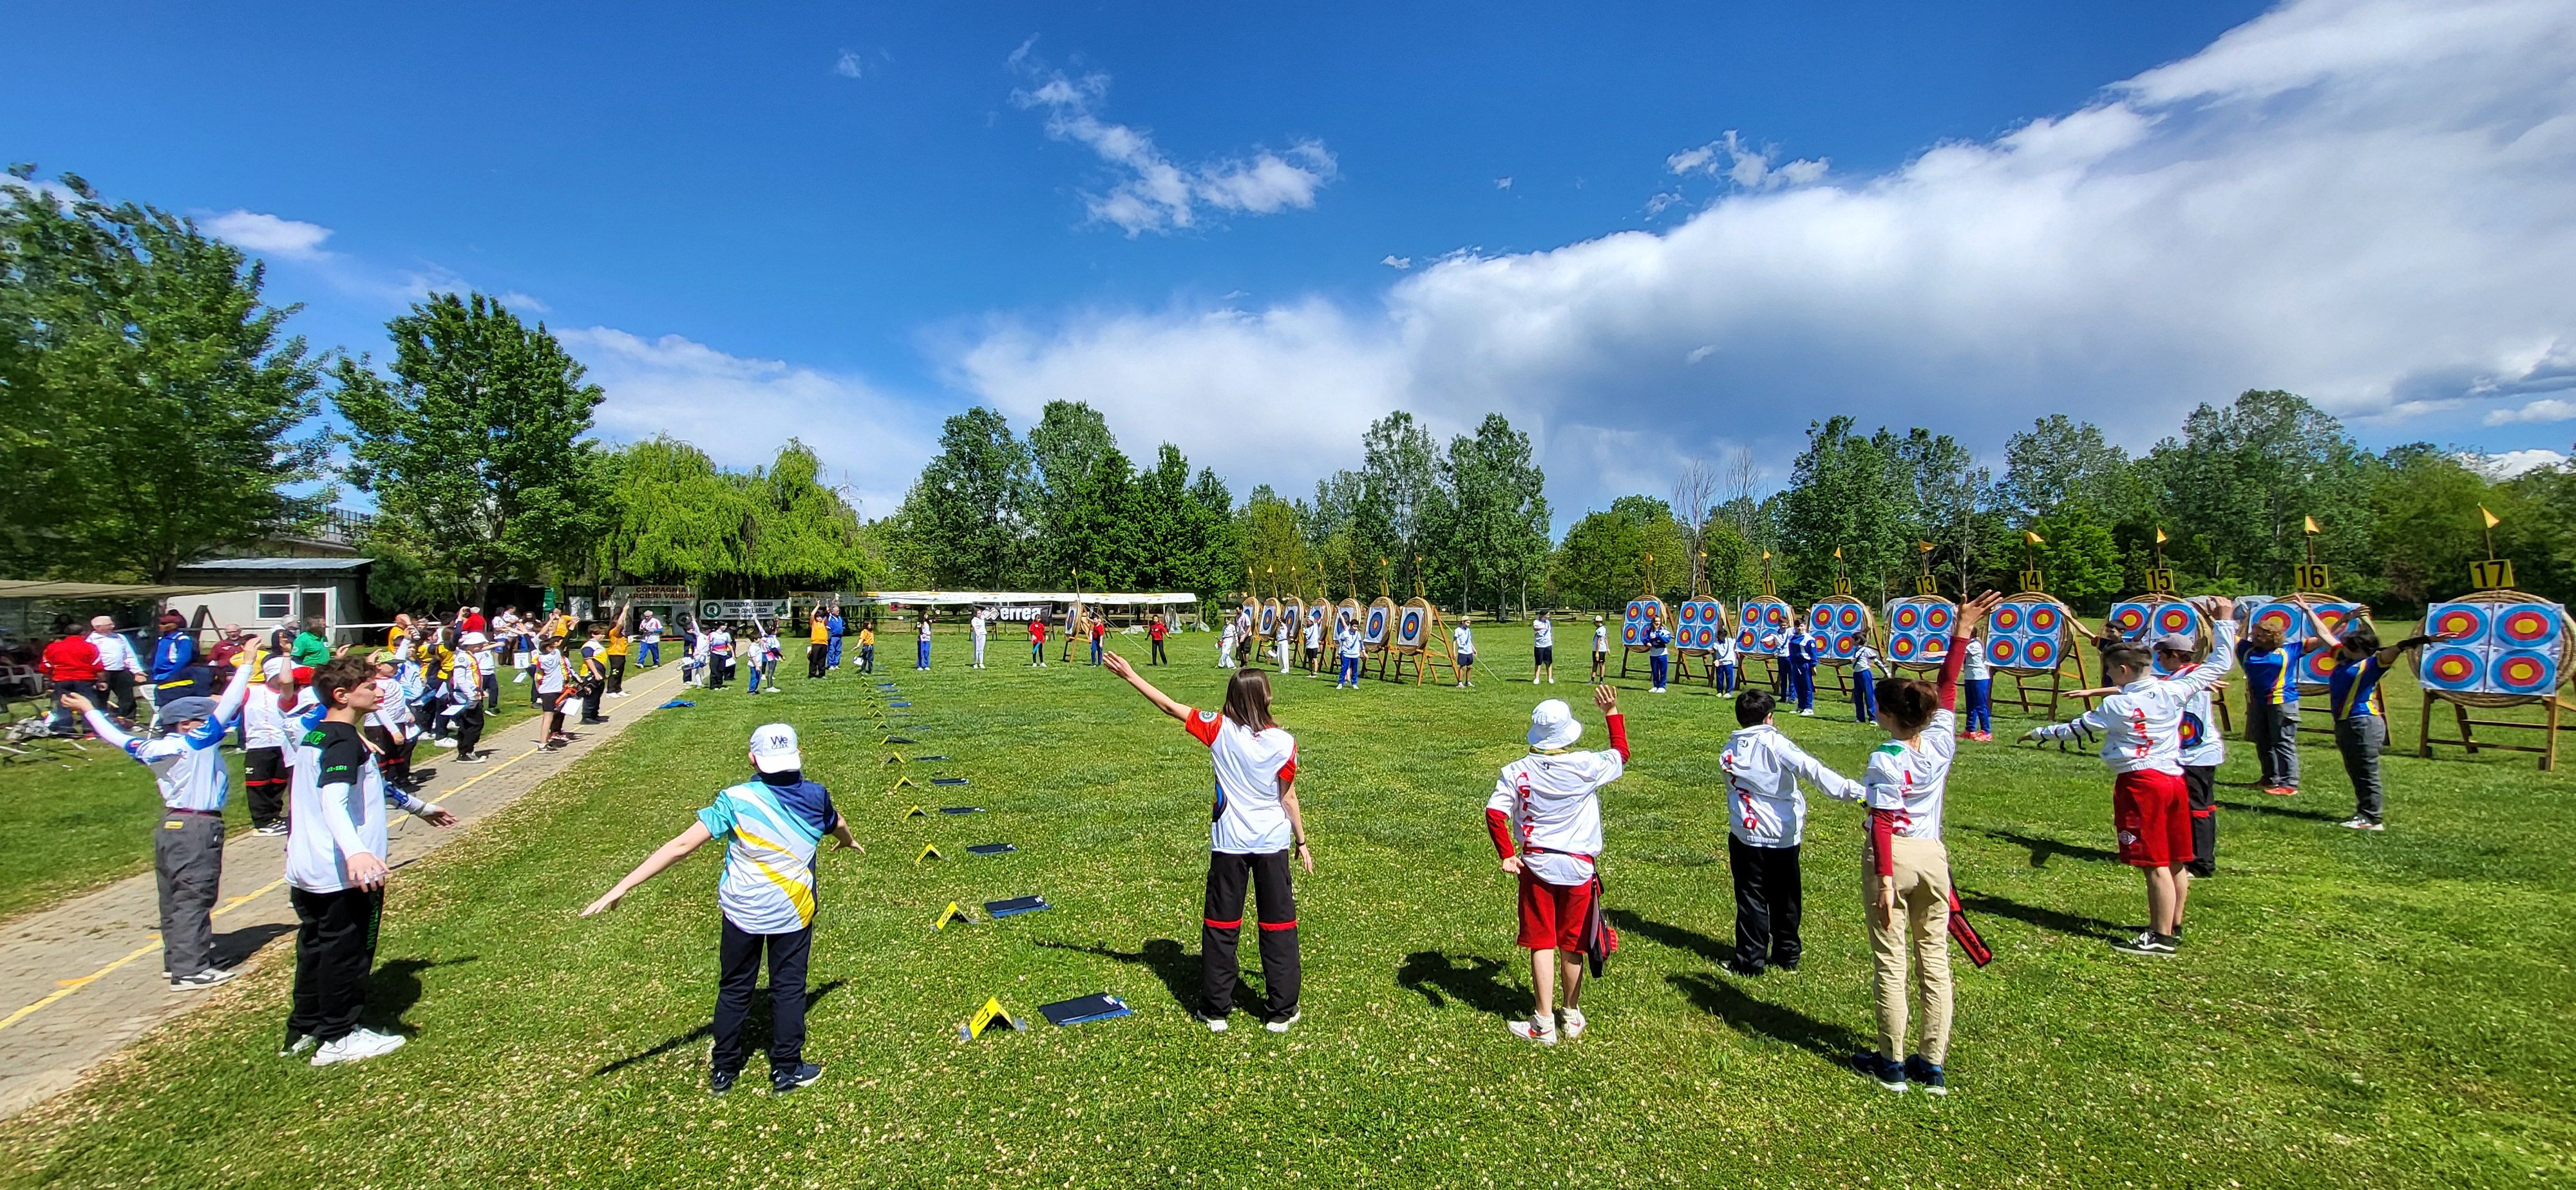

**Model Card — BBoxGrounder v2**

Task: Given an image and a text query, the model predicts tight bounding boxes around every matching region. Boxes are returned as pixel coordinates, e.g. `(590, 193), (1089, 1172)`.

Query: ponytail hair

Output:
(1878, 677), (1938, 736)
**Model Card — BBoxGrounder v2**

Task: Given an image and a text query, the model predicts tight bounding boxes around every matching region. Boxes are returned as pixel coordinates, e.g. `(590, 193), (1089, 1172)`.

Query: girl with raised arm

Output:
(1101, 649), (1312, 1033)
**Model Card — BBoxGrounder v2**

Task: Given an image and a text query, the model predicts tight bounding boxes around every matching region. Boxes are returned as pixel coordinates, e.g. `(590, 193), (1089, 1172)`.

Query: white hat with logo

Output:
(750, 722), (802, 773)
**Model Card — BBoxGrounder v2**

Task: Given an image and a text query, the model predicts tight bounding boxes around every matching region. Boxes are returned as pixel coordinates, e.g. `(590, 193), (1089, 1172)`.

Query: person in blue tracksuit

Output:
(150, 611), (207, 701)
(825, 608), (845, 670)
(1850, 642), (1882, 722)
(1785, 627), (1817, 714)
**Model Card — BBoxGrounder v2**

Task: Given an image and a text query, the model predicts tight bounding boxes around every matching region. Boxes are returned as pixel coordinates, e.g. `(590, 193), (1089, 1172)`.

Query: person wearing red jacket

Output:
(1148, 614), (1170, 666)
(40, 623), (104, 737)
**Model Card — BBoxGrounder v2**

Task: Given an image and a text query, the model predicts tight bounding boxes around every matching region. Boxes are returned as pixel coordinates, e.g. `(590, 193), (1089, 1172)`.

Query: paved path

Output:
(0, 664), (688, 1121)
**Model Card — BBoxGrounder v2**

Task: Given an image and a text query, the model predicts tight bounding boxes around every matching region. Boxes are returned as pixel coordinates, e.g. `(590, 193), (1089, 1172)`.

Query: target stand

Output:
(1736, 597), (1794, 695)
(2240, 596), (2374, 741)
(1671, 597), (1729, 687)
(1616, 596), (1668, 681)
(1804, 597), (1877, 706)
(1387, 598), (1459, 685)
(2415, 591), (2573, 770)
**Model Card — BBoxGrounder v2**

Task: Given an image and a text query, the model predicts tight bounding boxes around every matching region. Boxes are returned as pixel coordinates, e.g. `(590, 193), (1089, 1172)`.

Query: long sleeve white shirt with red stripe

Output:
(2030, 621), (2237, 775)
(1486, 714), (1629, 887)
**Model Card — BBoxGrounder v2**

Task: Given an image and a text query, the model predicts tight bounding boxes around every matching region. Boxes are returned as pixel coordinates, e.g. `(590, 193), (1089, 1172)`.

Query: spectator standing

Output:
(86, 616), (146, 722)
(639, 610), (665, 668)
(41, 622), (104, 737)
(292, 618), (333, 667)
(243, 658), (301, 835)
(1151, 613), (1171, 666)
(151, 611), (205, 701)
(1530, 612), (1555, 685)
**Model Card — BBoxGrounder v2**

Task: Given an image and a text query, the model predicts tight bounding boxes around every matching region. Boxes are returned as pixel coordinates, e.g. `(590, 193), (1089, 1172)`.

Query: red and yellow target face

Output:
(2028, 605), (2059, 632)
(1763, 603), (1788, 628)
(2496, 651), (2555, 694)
(1990, 638), (2020, 665)
(2421, 647), (2483, 690)
(2316, 607), (2351, 632)
(2025, 638), (2056, 667)
(1837, 605), (1862, 630)
(2179, 712), (2203, 750)
(1991, 605), (2022, 632)
(2155, 605), (2197, 635)
(1893, 605), (1920, 631)
(1925, 605), (1952, 632)
(1889, 635), (1917, 660)
(2432, 606), (2486, 641)
(2501, 607), (2558, 647)
(2108, 605), (2148, 634)
(2252, 604), (2301, 636)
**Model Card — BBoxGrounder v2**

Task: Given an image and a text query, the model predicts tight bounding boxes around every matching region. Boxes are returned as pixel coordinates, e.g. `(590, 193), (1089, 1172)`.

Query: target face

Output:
(2430, 604), (2487, 643)
(1365, 607), (1388, 643)
(2025, 637), (2056, 667)
(1889, 635), (1917, 661)
(2179, 712), (2204, 751)
(2315, 606), (2354, 634)
(1991, 605), (2022, 632)
(1808, 605), (1833, 631)
(1892, 604), (1920, 631)
(2420, 645), (2485, 692)
(2107, 604), (2149, 636)
(2496, 650), (2556, 694)
(1674, 600), (1725, 652)
(2501, 607), (2559, 648)
(1885, 598), (1953, 668)
(1680, 603), (1700, 625)
(2029, 605), (2058, 632)
(1397, 607), (1425, 647)
(2301, 650), (2339, 686)
(2251, 603), (2303, 638)
(1985, 598), (2067, 673)
(1833, 632), (1861, 655)
(1838, 605), (1862, 630)
(1740, 600), (1792, 656)
(1925, 604), (1953, 632)
(2155, 605), (2199, 636)
(1735, 627), (1759, 652)
(1989, 638), (2021, 665)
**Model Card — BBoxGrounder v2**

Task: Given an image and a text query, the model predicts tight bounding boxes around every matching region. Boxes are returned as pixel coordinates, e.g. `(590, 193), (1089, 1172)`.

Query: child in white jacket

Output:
(1718, 687), (1862, 974)
(2023, 597), (2235, 958)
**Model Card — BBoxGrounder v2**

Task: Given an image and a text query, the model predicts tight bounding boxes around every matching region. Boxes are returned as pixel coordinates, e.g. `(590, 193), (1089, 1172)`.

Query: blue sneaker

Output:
(1849, 1050), (1908, 1093)
(770, 1062), (823, 1094)
(1902, 1054), (1948, 1096)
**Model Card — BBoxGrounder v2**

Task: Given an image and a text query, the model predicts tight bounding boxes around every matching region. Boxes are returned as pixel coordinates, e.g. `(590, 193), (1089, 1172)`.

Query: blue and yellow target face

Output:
(1365, 606), (1388, 644)
(1885, 597), (1953, 666)
(1396, 607), (1426, 648)
(1985, 598), (2067, 673)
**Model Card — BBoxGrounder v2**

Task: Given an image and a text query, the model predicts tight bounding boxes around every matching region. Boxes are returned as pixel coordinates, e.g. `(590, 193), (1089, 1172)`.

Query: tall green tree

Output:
(596, 436), (749, 585)
(1184, 466), (1241, 599)
(899, 406), (1030, 589)
(0, 169), (331, 580)
(739, 440), (876, 591)
(1356, 411), (1450, 594)
(1443, 413), (1551, 614)
(1024, 400), (1119, 583)
(2365, 445), (2493, 610)
(336, 292), (603, 598)
(2003, 414), (2145, 522)
(2142, 390), (2374, 592)
(1776, 417), (1908, 601)
(1548, 496), (1687, 610)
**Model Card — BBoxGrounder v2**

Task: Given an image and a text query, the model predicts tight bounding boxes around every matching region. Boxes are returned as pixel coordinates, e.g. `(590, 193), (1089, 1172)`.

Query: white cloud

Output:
(498, 290), (550, 314)
(1381, 255), (1412, 270)
(2470, 448), (2567, 477)
(560, 328), (932, 518)
(1495, 176), (1513, 189)
(2486, 397), (2576, 424)
(200, 210), (334, 260)
(835, 49), (862, 79)
(1666, 131), (1827, 191)
(1010, 60), (1337, 235)
(954, 0), (2576, 511)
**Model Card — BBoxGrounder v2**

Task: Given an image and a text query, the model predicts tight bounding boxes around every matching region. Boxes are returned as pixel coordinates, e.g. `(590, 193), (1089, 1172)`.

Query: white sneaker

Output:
(1559, 1007), (1587, 1039)
(1531, 676), (1541, 685)
(1202, 1014), (1230, 1033)
(1548, 677), (1556, 684)
(279, 1032), (317, 1057)
(311, 1027), (406, 1066)
(169, 968), (236, 991)
(1799, 708), (1814, 716)
(1265, 1010), (1301, 1034)
(430, 738), (455, 750)
(1508, 1016), (1559, 1046)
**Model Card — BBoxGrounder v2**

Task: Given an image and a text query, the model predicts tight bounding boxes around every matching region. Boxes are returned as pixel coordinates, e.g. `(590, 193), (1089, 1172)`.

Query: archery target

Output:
(1259, 601), (1279, 635)
(2418, 645), (2485, 693)
(1396, 605), (1427, 648)
(2420, 599), (2568, 697)
(2155, 604), (2201, 637)
(2500, 606), (2559, 649)
(1884, 597), (1953, 668)
(1839, 605), (1862, 630)
(2251, 601), (2304, 639)
(1676, 600), (1725, 651)
(1365, 603), (1390, 645)
(1809, 600), (1868, 660)
(2107, 603), (2150, 637)
(1985, 597), (2069, 674)
(1740, 599), (1792, 656)
(2300, 648), (2338, 686)
(2179, 711), (2206, 751)
(2297, 603), (2368, 687)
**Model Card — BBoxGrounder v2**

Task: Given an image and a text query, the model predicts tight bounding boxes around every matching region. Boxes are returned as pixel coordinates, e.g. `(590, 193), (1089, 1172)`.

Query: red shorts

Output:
(1515, 871), (1595, 951)
(2112, 768), (2193, 868)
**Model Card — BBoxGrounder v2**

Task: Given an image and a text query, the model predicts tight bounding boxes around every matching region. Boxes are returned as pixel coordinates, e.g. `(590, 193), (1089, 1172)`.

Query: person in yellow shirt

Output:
(607, 610), (632, 699)
(808, 610), (831, 679)
(857, 622), (876, 675)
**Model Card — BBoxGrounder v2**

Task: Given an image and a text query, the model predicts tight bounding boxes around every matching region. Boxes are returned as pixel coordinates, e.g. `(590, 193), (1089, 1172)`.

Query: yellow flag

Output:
(2304, 515), (2321, 534)
(2155, 527), (2169, 545)
(2481, 504), (2501, 529)
(1918, 540), (1935, 554)
(1832, 546), (1842, 559)
(2024, 530), (2045, 545)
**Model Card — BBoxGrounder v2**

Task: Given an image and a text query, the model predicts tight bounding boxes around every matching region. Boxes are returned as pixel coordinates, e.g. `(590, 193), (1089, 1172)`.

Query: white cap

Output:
(1527, 699), (1582, 750)
(261, 657), (293, 680)
(750, 723), (802, 773)
(460, 631), (489, 647)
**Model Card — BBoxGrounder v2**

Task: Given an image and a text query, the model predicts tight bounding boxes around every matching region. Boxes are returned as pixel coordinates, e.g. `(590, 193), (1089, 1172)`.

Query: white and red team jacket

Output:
(1182, 708), (1299, 854)
(1862, 629), (1969, 875)
(1719, 723), (1862, 848)
(1486, 715), (1630, 887)
(2029, 621), (2237, 775)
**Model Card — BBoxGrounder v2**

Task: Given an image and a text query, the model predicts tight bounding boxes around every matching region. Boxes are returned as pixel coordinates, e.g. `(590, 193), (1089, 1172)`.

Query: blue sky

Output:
(7, 0), (2573, 522)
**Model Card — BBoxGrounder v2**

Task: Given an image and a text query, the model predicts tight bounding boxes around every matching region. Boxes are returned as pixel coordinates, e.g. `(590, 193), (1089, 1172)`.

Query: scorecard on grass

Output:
(1037, 994), (1132, 1027)
(985, 896), (1051, 917)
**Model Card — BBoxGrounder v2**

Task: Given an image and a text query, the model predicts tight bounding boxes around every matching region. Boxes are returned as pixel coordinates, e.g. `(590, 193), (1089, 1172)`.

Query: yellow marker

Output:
(934, 902), (969, 930)
(2024, 530), (2045, 545)
(960, 996), (1016, 1039)
(915, 843), (945, 865)
(905, 805), (927, 819)
(889, 775), (919, 791)
(882, 752), (907, 766)
(2155, 526), (2169, 545)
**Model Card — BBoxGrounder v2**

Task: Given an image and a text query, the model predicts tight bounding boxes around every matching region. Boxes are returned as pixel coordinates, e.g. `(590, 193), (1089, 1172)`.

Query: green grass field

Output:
(3, 625), (2570, 1187)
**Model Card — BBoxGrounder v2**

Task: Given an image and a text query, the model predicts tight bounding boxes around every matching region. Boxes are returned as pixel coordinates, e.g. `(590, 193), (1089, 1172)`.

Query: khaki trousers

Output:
(1866, 834), (1953, 1064)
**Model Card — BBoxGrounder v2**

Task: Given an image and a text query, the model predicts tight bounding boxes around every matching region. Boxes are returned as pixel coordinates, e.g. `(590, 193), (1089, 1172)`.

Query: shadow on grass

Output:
(2217, 797), (2344, 824)
(209, 921), (294, 971)
(1667, 972), (1871, 1062)
(590, 979), (846, 1077)
(1958, 892), (2124, 942)
(1604, 909), (1736, 966)
(366, 955), (480, 1033)
(1037, 939), (1197, 1014)
(1967, 826), (2119, 867)
(1396, 951), (1521, 1017)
